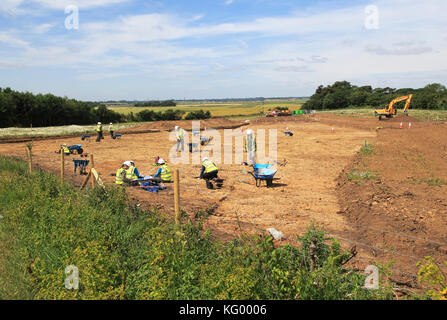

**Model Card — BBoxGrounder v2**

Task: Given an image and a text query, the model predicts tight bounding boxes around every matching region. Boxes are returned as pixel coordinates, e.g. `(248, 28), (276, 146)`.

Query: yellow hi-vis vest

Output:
(203, 159), (218, 173)
(62, 145), (70, 154)
(116, 168), (126, 185)
(126, 166), (138, 180)
(176, 129), (184, 140)
(109, 125), (114, 131)
(244, 135), (257, 152)
(160, 164), (172, 181)
(96, 125), (102, 132)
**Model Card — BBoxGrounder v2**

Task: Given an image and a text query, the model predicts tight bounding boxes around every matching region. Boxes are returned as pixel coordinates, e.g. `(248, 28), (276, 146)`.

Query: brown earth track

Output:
(336, 120), (447, 286)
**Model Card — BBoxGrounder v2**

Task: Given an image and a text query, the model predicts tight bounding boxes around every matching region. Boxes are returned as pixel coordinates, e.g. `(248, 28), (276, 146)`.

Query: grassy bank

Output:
(0, 156), (394, 300)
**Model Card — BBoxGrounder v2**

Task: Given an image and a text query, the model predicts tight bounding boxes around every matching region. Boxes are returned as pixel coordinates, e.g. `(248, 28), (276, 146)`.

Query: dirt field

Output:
(1, 114), (446, 287)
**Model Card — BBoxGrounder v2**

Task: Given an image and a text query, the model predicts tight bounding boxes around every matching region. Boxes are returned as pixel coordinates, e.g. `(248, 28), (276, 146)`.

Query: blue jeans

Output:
(176, 139), (184, 152)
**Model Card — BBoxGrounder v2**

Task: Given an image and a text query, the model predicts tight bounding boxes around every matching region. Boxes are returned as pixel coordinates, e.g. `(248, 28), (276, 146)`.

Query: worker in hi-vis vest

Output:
(126, 161), (142, 180)
(61, 143), (71, 155)
(109, 122), (115, 139)
(244, 129), (257, 165)
(199, 157), (219, 180)
(153, 158), (172, 182)
(96, 122), (103, 142)
(175, 125), (185, 152)
(116, 161), (130, 185)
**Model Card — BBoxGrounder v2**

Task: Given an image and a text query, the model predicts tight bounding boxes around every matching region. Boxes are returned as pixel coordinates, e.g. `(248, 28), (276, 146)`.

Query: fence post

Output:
(25, 147), (32, 174)
(90, 154), (95, 188)
(60, 151), (64, 184)
(174, 169), (180, 224)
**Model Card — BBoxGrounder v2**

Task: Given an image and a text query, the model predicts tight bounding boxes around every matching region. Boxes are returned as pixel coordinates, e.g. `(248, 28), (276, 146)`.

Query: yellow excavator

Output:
(374, 94), (413, 120)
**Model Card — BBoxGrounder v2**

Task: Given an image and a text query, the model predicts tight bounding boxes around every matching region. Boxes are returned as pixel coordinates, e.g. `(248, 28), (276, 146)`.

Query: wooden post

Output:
(25, 147), (32, 174)
(174, 169), (180, 224)
(80, 170), (92, 190)
(60, 151), (64, 184)
(90, 154), (95, 188)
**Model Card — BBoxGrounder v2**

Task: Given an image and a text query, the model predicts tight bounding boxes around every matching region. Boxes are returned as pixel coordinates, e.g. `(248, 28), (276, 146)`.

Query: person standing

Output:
(96, 122), (103, 142)
(109, 122), (115, 139)
(175, 125), (185, 152)
(244, 129), (257, 165)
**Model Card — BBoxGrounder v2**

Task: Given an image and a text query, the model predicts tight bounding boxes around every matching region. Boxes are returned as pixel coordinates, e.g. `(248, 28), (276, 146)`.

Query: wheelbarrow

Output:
(73, 159), (89, 175)
(249, 164), (277, 188)
(68, 144), (84, 154)
(57, 144), (84, 155)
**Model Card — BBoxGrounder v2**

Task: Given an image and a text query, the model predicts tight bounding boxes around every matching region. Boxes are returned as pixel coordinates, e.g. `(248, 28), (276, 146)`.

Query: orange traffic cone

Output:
(409, 122), (412, 129)
(331, 127), (335, 133)
(400, 122), (403, 129)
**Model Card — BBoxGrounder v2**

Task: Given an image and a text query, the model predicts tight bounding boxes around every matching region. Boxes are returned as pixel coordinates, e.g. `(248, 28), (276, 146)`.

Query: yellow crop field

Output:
(109, 100), (305, 118)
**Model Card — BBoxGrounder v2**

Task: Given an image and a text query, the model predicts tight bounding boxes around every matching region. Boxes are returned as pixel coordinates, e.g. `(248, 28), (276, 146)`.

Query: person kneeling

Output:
(116, 162), (132, 186)
(153, 158), (172, 183)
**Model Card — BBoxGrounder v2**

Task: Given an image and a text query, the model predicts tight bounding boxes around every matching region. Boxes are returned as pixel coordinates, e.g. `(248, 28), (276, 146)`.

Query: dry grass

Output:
(0, 123), (138, 139)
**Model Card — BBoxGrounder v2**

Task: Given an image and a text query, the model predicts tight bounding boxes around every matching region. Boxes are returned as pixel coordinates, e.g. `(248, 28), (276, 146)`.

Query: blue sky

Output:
(0, 0), (446, 101)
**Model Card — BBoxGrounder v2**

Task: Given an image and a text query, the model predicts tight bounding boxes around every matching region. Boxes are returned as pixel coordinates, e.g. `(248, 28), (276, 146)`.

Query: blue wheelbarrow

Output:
(68, 144), (84, 154)
(250, 164), (277, 188)
(57, 144), (84, 155)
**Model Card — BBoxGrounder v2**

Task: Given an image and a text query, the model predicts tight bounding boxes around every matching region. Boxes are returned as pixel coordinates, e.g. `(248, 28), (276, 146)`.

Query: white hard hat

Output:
(98, 122), (101, 125)
(110, 122), (113, 124)
(62, 143), (67, 146)
(158, 158), (165, 164)
(123, 161), (132, 167)
(246, 129), (253, 135)
(175, 126), (179, 130)
(202, 157), (209, 162)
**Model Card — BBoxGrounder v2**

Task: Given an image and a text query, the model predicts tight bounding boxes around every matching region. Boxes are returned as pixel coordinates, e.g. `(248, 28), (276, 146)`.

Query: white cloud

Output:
(29, 0), (130, 10)
(33, 23), (55, 34)
(0, 32), (29, 48)
(225, 0), (234, 5)
(0, 0), (23, 15)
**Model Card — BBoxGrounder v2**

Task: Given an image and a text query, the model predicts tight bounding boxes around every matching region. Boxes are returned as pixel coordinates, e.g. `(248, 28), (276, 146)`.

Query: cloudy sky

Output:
(0, 0), (446, 100)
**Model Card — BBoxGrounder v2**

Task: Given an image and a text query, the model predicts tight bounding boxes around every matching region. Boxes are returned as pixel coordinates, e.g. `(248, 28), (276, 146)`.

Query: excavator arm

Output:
(387, 94), (413, 114)
(374, 94), (413, 120)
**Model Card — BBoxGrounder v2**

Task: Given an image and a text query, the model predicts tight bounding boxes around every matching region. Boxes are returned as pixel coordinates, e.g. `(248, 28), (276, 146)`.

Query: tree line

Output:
(303, 81), (447, 110)
(0, 88), (210, 128)
(134, 100), (176, 107)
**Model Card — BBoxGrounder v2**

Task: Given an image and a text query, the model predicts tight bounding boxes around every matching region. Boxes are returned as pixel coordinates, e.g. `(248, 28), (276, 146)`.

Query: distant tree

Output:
(185, 110), (211, 120)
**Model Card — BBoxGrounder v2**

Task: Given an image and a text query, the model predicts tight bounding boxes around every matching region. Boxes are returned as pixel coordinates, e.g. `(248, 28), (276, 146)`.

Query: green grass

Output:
(347, 169), (380, 183)
(0, 156), (394, 300)
(323, 108), (447, 121)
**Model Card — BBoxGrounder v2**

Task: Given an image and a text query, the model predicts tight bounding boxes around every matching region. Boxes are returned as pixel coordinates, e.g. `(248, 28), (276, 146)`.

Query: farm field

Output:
(1, 112), (446, 287)
(109, 100), (306, 118)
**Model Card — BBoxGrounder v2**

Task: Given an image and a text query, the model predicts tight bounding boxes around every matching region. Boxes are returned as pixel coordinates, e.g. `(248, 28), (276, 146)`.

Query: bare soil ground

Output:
(1, 114), (446, 286)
